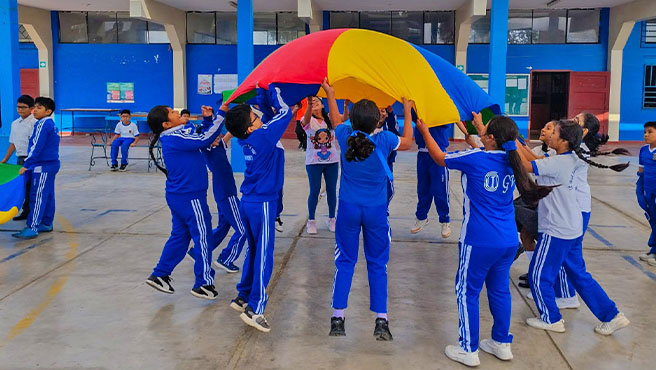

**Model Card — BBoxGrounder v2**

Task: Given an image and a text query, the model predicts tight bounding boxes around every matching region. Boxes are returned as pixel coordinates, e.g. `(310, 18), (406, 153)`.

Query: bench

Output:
(88, 120), (163, 172)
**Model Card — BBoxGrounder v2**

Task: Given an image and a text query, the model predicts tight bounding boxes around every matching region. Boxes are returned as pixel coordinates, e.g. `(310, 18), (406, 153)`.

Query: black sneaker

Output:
(519, 273), (528, 281)
(240, 305), (271, 332)
(275, 217), (283, 233)
(119, 164), (128, 172)
(146, 274), (174, 294)
(230, 296), (248, 312)
(110, 164), (118, 171)
(373, 318), (393, 341)
(519, 281), (530, 288)
(190, 285), (219, 300)
(12, 212), (28, 221)
(329, 317), (346, 336)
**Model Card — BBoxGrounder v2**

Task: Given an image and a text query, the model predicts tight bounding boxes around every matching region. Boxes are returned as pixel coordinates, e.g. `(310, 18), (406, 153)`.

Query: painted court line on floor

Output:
(0, 238), (52, 264)
(621, 256), (656, 282)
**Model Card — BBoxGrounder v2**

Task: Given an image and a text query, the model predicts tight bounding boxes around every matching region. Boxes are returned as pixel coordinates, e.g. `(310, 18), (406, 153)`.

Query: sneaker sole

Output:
(12, 234), (38, 239)
(526, 320), (566, 333)
(239, 313), (271, 333)
(479, 341), (513, 361)
(145, 279), (174, 294)
(595, 318), (630, 336)
(213, 261), (239, 273)
(329, 330), (346, 337)
(444, 348), (480, 367)
(230, 302), (247, 312)
(647, 260), (656, 267)
(190, 289), (218, 300)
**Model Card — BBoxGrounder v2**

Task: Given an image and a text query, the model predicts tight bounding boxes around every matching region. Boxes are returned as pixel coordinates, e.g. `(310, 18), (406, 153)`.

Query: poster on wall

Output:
(107, 82), (135, 103)
(467, 74), (529, 116)
(198, 74), (213, 95)
(213, 74), (238, 95)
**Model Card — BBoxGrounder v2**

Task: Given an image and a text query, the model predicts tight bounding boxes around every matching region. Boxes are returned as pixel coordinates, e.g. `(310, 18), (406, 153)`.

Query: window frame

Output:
(644, 64), (656, 109)
(422, 11), (455, 45)
(58, 11), (90, 44)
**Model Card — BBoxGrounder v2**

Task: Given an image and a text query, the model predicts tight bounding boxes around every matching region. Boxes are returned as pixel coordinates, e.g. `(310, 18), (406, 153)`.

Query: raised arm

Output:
(397, 98), (414, 151)
(302, 96), (313, 127)
(455, 120), (479, 149)
(471, 111), (486, 136)
(342, 99), (350, 122)
(416, 118), (446, 166)
(321, 78), (343, 127)
(516, 141), (535, 173)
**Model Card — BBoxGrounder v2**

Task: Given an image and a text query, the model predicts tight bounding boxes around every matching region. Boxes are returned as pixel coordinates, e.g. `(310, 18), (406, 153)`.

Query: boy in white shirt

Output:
(1, 95), (37, 220)
(109, 109), (140, 171)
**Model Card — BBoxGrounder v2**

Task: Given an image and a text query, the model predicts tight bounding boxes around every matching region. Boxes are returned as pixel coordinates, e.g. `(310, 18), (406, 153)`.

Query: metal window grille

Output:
(644, 65), (656, 108)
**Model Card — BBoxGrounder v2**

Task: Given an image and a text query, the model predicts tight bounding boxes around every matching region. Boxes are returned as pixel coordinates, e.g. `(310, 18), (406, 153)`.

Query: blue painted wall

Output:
(619, 21), (656, 141)
(18, 42), (38, 69)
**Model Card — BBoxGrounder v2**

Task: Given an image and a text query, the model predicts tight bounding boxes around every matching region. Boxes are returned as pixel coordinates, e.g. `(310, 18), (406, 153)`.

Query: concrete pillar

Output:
(0, 0), (21, 147)
(298, 0), (322, 33)
(488, 0), (508, 113)
(18, 5), (53, 98)
(608, 0), (656, 141)
(130, 0), (186, 110)
(237, 0), (254, 84)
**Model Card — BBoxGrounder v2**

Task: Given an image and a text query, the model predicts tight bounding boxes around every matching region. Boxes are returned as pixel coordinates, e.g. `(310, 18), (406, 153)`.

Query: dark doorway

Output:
(529, 72), (569, 140)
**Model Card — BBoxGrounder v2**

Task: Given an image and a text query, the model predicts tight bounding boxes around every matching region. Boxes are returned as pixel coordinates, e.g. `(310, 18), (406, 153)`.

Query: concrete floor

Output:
(0, 138), (654, 370)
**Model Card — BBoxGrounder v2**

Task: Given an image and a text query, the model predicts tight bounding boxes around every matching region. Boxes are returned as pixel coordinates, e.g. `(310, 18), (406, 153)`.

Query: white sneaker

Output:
(444, 345), (480, 367)
(306, 220), (318, 234)
(327, 218), (336, 232)
(479, 338), (513, 361)
(648, 258), (656, 267)
(556, 296), (580, 309)
(526, 317), (566, 333)
(526, 291), (533, 299)
(441, 222), (452, 238)
(639, 252), (656, 261)
(595, 312), (630, 336)
(411, 218), (429, 234)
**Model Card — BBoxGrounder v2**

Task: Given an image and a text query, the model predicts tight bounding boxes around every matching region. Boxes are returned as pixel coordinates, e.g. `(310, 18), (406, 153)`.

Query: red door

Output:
(568, 72), (610, 134)
(20, 69), (39, 98)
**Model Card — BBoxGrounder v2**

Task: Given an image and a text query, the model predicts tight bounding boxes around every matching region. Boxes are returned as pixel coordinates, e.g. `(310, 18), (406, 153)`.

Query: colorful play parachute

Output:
(0, 163), (25, 224)
(228, 28), (500, 127)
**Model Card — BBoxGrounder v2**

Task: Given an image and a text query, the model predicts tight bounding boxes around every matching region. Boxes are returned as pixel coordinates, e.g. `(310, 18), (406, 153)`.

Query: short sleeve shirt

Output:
(9, 115), (37, 156)
(304, 117), (339, 165)
(114, 122), (140, 138)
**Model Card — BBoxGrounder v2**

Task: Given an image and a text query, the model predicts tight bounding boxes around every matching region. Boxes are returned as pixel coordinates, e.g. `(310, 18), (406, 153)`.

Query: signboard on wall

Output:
(107, 82), (135, 103)
(213, 74), (238, 95)
(198, 74), (212, 95)
(467, 74), (530, 116)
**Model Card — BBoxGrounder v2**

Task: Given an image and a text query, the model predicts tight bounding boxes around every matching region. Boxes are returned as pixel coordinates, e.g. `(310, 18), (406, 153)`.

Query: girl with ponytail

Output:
(416, 113), (551, 366)
(518, 119), (630, 336)
(145, 103), (227, 300)
(320, 78), (413, 341)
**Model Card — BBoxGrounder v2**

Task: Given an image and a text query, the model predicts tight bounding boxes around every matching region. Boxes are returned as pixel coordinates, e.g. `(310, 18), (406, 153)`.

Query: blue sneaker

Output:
(214, 259), (239, 273)
(12, 227), (38, 239)
(186, 247), (195, 262)
(37, 224), (53, 233)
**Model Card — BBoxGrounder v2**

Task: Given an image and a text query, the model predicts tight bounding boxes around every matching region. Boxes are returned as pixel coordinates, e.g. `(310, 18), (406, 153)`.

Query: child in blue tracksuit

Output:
(521, 119), (629, 336)
(638, 121), (656, 265)
(13, 97), (60, 240)
(418, 114), (551, 366)
(322, 80), (414, 341)
(378, 106), (400, 206)
(223, 85), (298, 333)
(144, 104), (224, 300)
(109, 109), (140, 171)
(412, 124), (452, 238)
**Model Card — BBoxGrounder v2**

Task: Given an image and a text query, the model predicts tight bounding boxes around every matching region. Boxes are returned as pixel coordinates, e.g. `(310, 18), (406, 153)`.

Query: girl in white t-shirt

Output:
(302, 96), (339, 234)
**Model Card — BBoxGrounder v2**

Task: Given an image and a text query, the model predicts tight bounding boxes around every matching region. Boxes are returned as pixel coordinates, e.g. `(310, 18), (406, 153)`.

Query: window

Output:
(644, 65), (656, 108)
(117, 12), (147, 44)
(187, 12), (216, 44)
(87, 12), (118, 43)
(253, 12), (276, 45)
(566, 9), (600, 43)
(147, 22), (169, 43)
(390, 11), (422, 44)
(469, 12), (490, 43)
(532, 9), (566, 43)
(508, 10), (532, 44)
(360, 12), (391, 35)
(216, 12), (237, 44)
(59, 12), (88, 43)
(330, 11), (359, 28)
(18, 24), (32, 42)
(277, 12), (306, 44)
(423, 11), (454, 44)
(644, 20), (656, 44)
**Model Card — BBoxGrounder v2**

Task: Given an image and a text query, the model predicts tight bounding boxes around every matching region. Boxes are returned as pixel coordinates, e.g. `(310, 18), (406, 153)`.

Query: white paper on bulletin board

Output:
(198, 74), (212, 95)
(214, 74), (238, 94)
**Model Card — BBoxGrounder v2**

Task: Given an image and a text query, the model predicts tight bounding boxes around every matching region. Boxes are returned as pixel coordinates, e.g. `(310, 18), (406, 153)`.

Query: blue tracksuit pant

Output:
(416, 152), (450, 223)
(554, 212), (591, 299)
(110, 137), (135, 166)
(456, 243), (515, 352)
(153, 193), (215, 289)
(387, 161), (394, 206)
(237, 200), (277, 314)
(332, 200), (390, 313)
(26, 165), (59, 232)
(645, 192), (656, 255)
(529, 233), (619, 324)
(214, 195), (247, 264)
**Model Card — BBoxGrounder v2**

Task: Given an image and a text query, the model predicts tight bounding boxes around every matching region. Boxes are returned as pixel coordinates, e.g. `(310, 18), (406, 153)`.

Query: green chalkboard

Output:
(468, 74), (530, 116)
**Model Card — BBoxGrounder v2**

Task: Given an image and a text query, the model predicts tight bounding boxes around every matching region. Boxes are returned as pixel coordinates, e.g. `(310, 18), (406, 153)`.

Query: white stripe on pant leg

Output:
(227, 196), (246, 263)
(31, 173), (47, 230)
(456, 244), (472, 352)
(191, 200), (209, 284)
(331, 243), (340, 308)
(531, 235), (548, 320)
(455, 244), (466, 349)
(257, 202), (269, 314)
(534, 235), (552, 323)
(191, 200), (212, 285)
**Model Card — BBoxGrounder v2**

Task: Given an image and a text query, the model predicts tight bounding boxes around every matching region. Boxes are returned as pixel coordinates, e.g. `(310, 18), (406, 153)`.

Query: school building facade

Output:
(1, 0), (655, 148)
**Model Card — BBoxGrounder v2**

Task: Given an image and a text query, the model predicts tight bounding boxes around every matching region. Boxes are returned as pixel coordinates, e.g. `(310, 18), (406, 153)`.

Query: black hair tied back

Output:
(345, 132), (376, 162)
(147, 105), (170, 176)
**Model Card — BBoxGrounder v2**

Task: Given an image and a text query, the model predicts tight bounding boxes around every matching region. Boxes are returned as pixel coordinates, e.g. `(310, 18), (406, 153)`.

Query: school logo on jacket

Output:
(484, 171), (499, 192)
(243, 144), (256, 162)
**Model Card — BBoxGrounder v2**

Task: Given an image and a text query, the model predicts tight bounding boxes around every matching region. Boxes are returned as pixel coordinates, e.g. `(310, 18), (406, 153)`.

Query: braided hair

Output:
(345, 99), (379, 162)
(578, 112), (630, 156)
(557, 119), (629, 172)
(147, 105), (169, 176)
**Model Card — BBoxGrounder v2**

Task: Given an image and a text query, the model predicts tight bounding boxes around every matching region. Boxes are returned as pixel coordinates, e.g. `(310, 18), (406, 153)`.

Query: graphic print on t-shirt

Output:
(311, 128), (333, 162)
